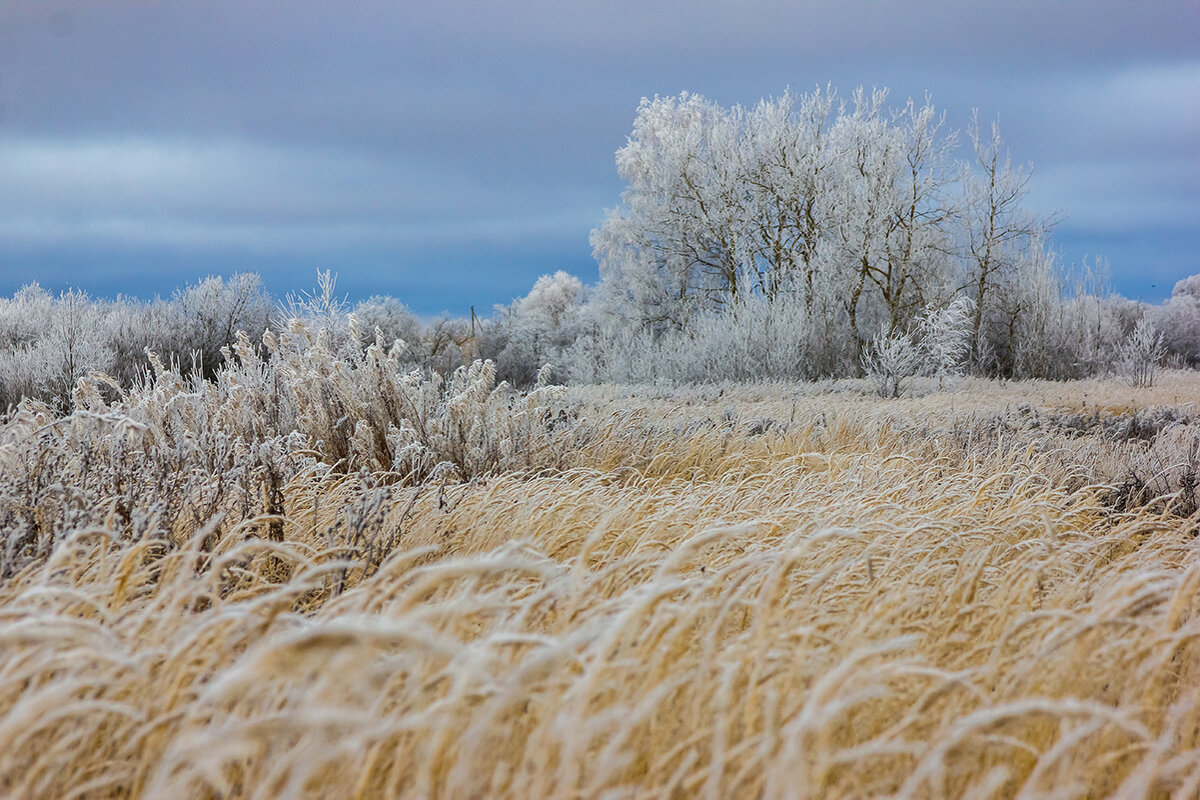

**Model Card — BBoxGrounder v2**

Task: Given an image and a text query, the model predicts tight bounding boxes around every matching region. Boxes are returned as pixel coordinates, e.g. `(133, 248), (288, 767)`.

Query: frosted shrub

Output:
(175, 272), (273, 378)
(349, 296), (476, 377)
(0, 274), (273, 409)
(103, 297), (187, 387)
(1031, 293), (1124, 380)
(564, 287), (852, 385)
(0, 283), (54, 351)
(1117, 317), (1165, 388)
(0, 348), (42, 411)
(563, 322), (653, 384)
(492, 271), (583, 386)
(1036, 261), (1132, 380)
(971, 252), (1131, 381)
(0, 284), (55, 408)
(418, 316), (475, 376)
(1146, 274), (1200, 367)
(352, 295), (422, 353)
(0, 317), (569, 577)
(918, 296), (974, 388)
(861, 326), (922, 398)
(0, 287), (115, 410)
(666, 292), (814, 382)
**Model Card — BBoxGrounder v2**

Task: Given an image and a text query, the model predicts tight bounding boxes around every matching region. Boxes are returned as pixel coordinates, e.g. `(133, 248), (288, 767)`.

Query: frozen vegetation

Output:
(4, 89), (1200, 408)
(3, 356), (1200, 797)
(2, 87), (1200, 797)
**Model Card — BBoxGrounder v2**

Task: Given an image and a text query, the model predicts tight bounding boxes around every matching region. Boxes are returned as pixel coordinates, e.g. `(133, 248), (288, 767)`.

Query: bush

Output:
(0, 318), (569, 578)
(1116, 317), (1165, 388)
(861, 326), (922, 398)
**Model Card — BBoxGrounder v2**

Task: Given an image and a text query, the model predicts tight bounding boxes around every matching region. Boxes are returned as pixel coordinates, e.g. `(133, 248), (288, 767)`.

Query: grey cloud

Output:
(1, 0), (1197, 309)
(1032, 153), (1200, 217)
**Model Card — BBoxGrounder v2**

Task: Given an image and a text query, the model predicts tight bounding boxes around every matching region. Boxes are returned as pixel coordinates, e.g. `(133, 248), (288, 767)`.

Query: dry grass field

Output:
(2, 363), (1200, 798)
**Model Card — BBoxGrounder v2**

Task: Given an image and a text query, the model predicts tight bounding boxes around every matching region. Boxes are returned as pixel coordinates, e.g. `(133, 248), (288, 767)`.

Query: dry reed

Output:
(2, 368), (1199, 798)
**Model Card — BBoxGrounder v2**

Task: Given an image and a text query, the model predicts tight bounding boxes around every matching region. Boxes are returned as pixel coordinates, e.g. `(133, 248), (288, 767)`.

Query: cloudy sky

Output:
(1, 1), (1197, 314)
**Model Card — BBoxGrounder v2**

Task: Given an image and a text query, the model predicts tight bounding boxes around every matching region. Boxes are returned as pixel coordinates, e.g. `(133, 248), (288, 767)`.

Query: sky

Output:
(1, 1), (1197, 315)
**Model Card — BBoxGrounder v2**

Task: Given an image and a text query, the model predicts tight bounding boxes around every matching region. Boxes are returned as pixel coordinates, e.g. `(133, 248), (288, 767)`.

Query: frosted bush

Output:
(352, 295), (422, 353)
(0, 288), (115, 410)
(174, 271), (273, 378)
(1117, 317), (1165, 388)
(0, 274), (272, 409)
(0, 317), (569, 577)
(564, 286), (854, 385)
(918, 296), (974, 388)
(418, 317), (475, 377)
(861, 326), (922, 398)
(492, 271), (583, 386)
(1146, 274), (1200, 366)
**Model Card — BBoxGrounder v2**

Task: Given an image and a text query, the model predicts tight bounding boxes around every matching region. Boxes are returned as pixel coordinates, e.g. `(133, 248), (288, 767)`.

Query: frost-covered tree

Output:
(918, 295), (975, 388)
(739, 88), (839, 306)
(0, 273), (274, 408)
(594, 89), (909, 330)
(103, 295), (181, 387)
(590, 92), (740, 328)
(591, 87), (997, 370)
(861, 325), (923, 398)
(0, 283), (53, 351)
(11, 288), (114, 409)
(490, 271), (584, 386)
(958, 112), (1053, 371)
(417, 317), (474, 376)
(177, 272), (273, 377)
(1117, 317), (1166, 388)
(352, 295), (422, 353)
(0, 284), (57, 408)
(825, 90), (959, 347)
(1147, 274), (1200, 366)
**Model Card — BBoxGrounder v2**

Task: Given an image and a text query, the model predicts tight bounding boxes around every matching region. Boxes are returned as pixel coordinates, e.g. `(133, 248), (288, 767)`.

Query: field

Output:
(2, 359), (1200, 797)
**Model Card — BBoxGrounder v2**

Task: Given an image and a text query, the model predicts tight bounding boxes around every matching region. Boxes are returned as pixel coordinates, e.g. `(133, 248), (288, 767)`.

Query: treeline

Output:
(487, 268), (1200, 389)
(2, 262), (1198, 411)
(0, 272), (478, 410)
(4, 87), (1200, 408)
(487, 90), (1200, 388)
(510, 88), (1200, 386)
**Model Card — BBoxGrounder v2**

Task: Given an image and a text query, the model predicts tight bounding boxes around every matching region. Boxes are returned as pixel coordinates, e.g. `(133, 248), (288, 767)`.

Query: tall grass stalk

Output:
(2, 371), (1200, 797)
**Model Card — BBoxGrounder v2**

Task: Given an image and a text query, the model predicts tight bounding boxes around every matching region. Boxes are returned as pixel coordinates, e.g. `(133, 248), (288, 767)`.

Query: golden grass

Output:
(2, 374), (1200, 797)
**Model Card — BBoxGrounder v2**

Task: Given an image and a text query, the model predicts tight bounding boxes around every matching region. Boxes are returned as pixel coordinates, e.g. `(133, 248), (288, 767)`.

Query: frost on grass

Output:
(3, 369), (1200, 798)
(0, 319), (567, 580)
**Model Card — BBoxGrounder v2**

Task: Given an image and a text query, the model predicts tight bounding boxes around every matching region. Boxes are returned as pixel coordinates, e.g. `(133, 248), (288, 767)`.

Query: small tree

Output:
(352, 295), (421, 353)
(493, 271), (583, 386)
(43, 289), (114, 409)
(176, 272), (273, 378)
(1117, 317), (1165, 388)
(960, 112), (1049, 370)
(918, 296), (975, 389)
(861, 325), (922, 398)
(1146, 274), (1200, 367)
